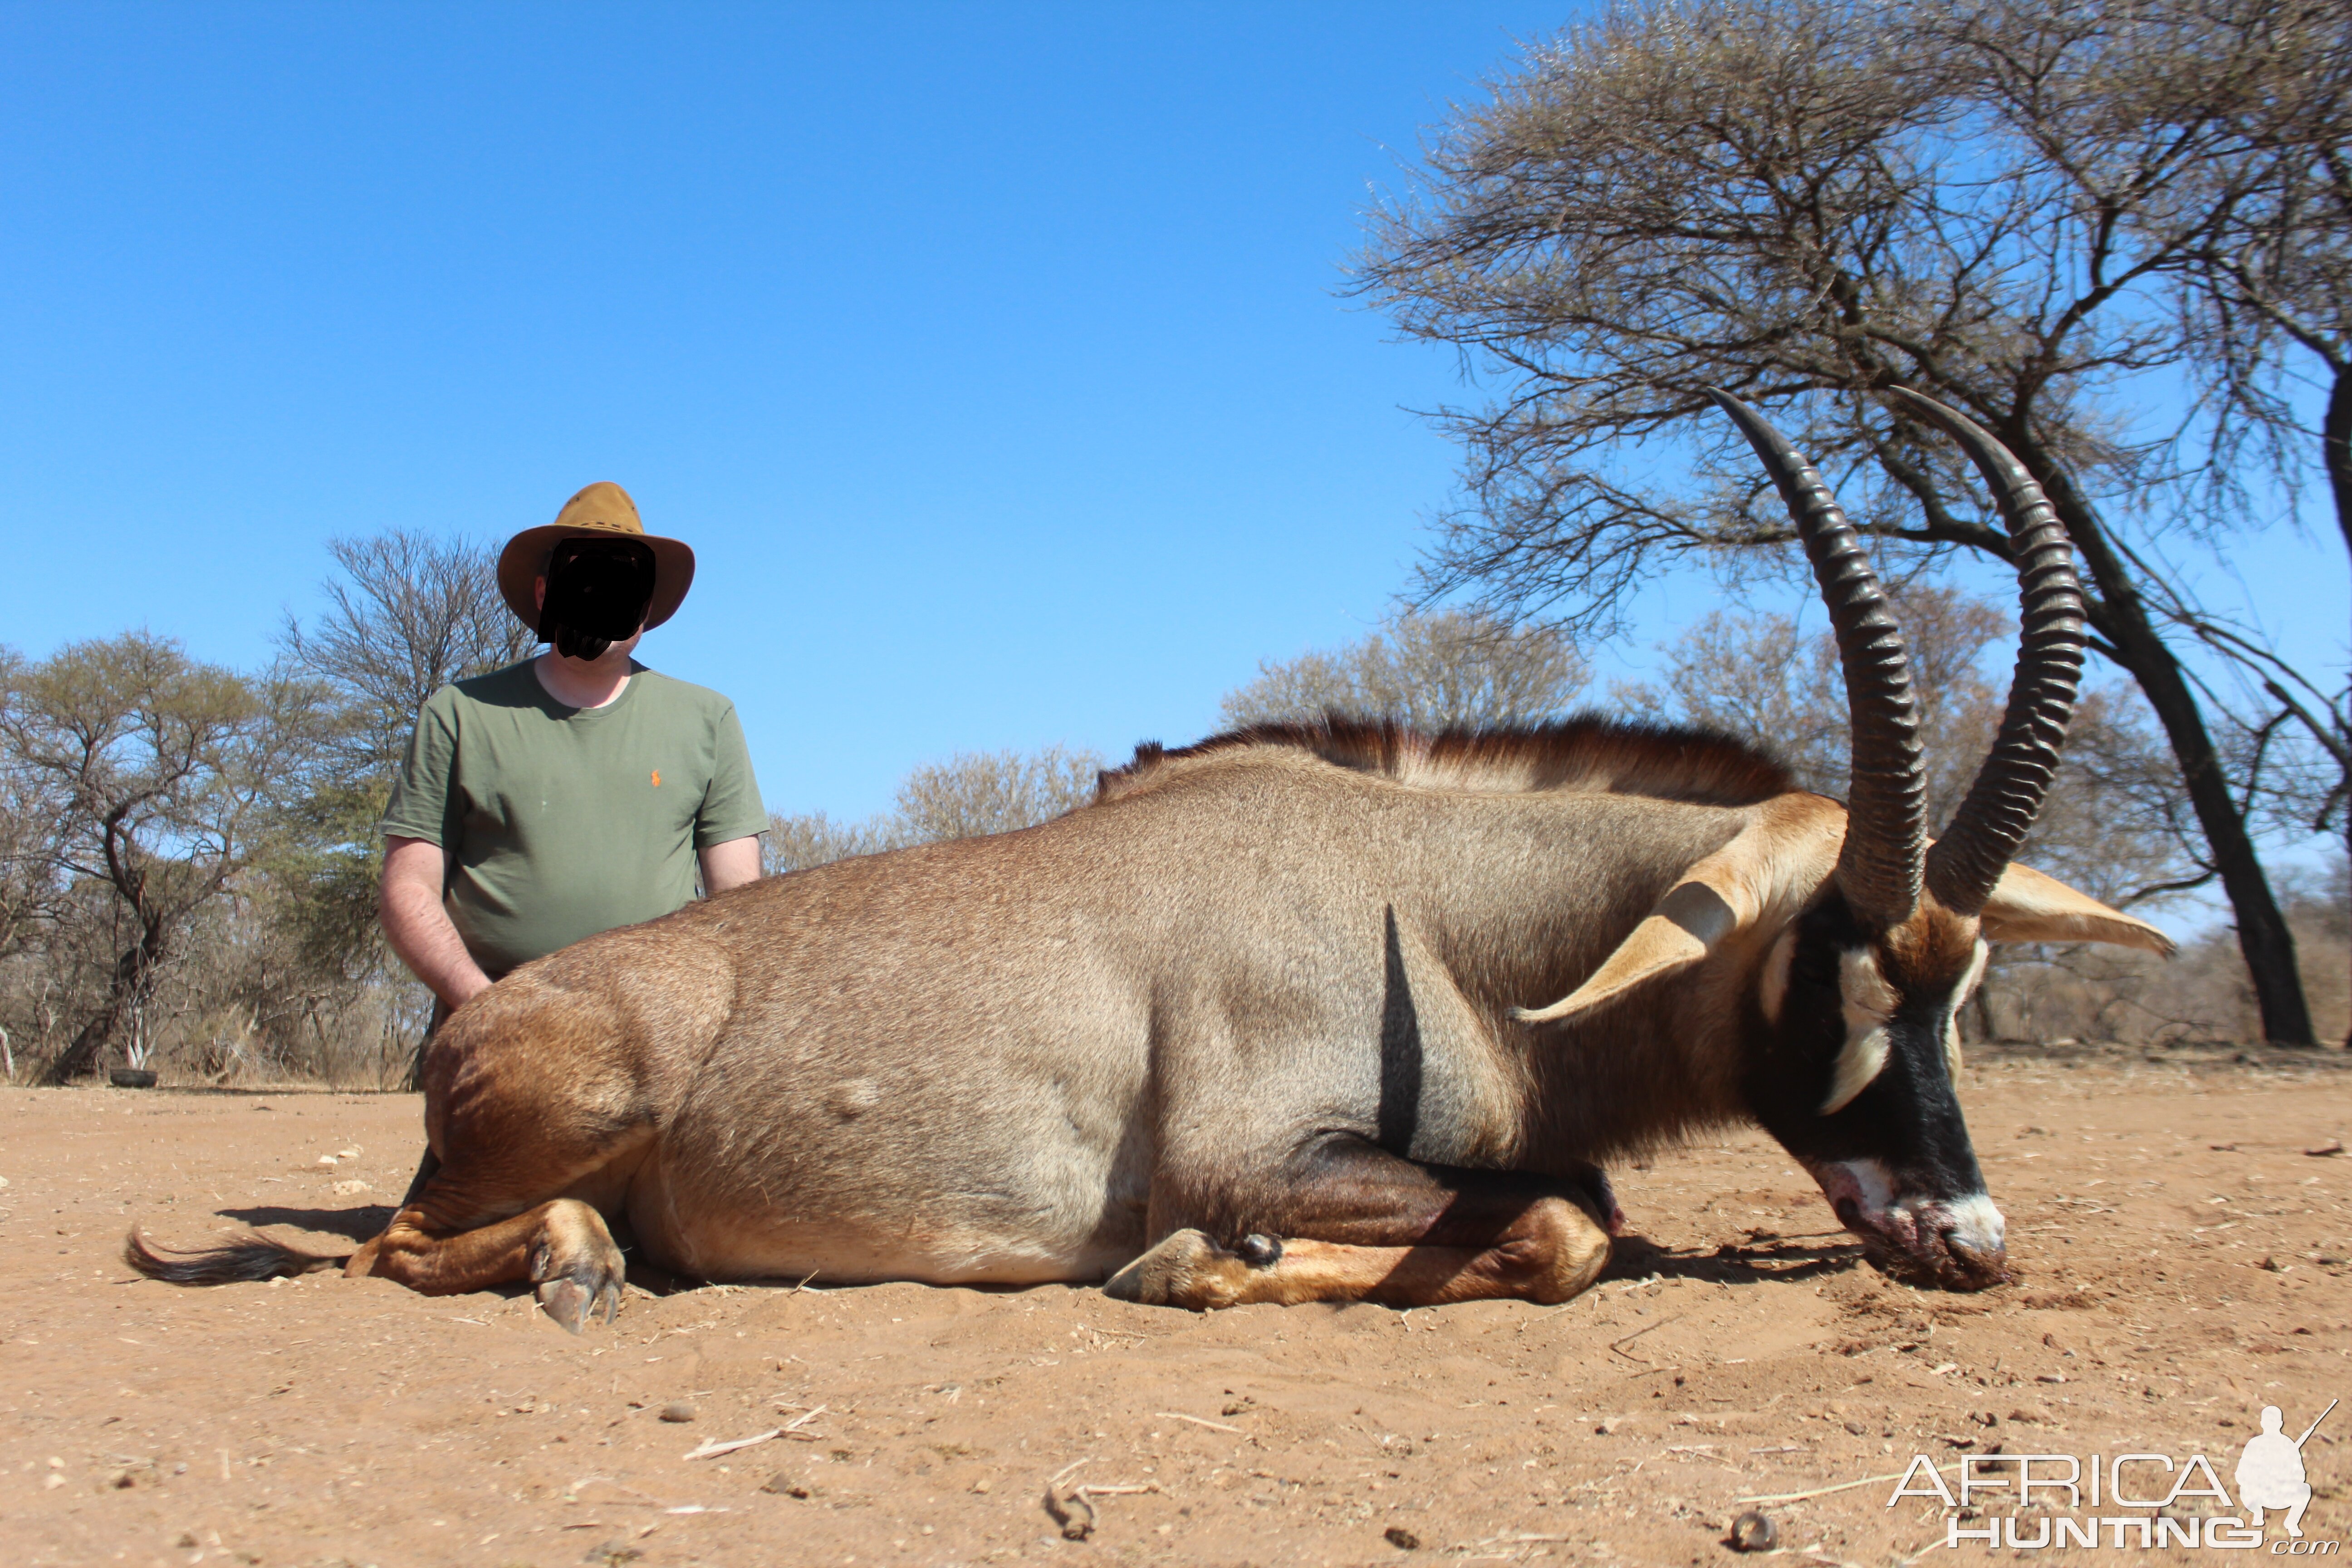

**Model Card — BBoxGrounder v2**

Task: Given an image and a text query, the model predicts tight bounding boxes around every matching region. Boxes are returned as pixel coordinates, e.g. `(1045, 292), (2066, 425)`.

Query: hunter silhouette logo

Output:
(2239, 1400), (2333, 1541)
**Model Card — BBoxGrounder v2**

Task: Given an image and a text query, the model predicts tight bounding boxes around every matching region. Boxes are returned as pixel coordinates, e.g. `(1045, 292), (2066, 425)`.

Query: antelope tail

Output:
(124, 1227), (348, 1286)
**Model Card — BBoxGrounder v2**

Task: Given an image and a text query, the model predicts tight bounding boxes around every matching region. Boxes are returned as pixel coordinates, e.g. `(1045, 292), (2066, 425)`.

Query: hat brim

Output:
(497, 526), (696, 636)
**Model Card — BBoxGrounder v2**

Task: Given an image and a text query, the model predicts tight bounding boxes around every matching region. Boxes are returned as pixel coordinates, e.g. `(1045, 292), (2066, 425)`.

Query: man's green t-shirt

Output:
(382, 660), (766, 975)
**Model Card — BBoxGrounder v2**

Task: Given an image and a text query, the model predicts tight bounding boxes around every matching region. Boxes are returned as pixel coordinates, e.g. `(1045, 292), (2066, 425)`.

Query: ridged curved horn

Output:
(1886, 389), (2086, 915)
(1705, 388), (1925, 930)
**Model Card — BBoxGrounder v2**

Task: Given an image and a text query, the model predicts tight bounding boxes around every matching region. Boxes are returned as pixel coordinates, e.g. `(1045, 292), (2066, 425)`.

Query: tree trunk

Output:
(2024, 441), (2319, 1047)
(2325, 365), (2352, 1049)
(2325, 363), (2352, 565)
(42, 942), (144, 1083)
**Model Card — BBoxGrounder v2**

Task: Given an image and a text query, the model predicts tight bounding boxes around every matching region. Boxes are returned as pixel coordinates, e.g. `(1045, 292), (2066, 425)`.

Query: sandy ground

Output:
(4, 1044), (2349, 1568)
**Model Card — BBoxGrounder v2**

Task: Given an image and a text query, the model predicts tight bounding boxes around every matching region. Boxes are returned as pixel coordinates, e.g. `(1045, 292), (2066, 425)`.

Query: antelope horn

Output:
(1706, 389), (1925, 930)
(1885, 389), (2085, 915)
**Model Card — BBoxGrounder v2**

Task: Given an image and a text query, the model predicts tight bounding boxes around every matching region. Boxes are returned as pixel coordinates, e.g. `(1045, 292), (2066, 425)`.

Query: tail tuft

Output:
(123, 1227), (346, 1286)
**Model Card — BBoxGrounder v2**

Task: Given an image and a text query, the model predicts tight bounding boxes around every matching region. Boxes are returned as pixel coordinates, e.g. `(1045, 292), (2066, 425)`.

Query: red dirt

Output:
(4, 1045), (2347, 1567)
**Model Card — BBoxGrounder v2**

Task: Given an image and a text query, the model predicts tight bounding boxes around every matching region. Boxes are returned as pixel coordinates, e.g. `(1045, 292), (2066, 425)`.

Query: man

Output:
(379, 481), (766, 1031)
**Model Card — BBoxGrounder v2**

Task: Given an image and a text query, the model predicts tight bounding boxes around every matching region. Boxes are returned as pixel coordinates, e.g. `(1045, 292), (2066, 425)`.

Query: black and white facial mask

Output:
(540, 538), (657, 662)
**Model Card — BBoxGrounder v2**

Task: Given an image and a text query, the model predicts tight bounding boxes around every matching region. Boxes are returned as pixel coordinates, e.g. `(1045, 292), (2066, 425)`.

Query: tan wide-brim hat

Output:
(497, 481), (696, 634)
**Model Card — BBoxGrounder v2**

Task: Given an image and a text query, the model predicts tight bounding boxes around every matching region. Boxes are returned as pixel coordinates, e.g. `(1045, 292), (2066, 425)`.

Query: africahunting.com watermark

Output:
(1882, 1399), (2336, 1552)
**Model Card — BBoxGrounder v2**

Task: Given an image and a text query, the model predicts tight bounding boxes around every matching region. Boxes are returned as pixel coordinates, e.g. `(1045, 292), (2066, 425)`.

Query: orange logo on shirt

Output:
(651, 769), (662, 787)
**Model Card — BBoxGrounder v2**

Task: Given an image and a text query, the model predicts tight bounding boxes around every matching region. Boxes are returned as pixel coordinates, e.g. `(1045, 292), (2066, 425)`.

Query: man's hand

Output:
(699, 835), (762, 896)
(381, 835), (496, 1011)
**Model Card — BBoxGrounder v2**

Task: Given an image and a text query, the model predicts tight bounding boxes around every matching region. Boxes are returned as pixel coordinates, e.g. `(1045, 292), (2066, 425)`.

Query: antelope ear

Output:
(1980, 862), (2176, 956)
(1514, 796), (1843, 1025)
(1512, 879), (1740, 1024)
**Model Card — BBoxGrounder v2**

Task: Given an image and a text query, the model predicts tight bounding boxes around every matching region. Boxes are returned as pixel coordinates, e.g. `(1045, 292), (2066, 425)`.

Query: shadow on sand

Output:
(1603, 1229), (1865, 1286)
(218, 1204), (396, 1243)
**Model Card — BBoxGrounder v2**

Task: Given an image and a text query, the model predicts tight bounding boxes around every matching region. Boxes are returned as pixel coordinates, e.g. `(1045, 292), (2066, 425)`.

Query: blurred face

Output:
(533, 536), (659, 664)
(533, 577), (645, 664)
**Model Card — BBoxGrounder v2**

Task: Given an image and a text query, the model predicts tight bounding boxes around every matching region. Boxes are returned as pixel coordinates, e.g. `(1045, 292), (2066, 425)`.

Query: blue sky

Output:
(2, 1), (2344, 878)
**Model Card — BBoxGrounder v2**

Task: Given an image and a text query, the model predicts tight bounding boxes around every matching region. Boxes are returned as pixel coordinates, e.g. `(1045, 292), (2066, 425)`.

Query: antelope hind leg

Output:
(342, 966), (669, 1331)
(1106, 1195), (1611, 1310)
(348, 1198), (626, 1333)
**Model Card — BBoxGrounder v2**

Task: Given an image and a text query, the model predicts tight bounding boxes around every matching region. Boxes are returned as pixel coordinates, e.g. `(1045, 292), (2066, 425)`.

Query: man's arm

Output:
(381, 835), (495, 1011)
(699, 835), (763, 895)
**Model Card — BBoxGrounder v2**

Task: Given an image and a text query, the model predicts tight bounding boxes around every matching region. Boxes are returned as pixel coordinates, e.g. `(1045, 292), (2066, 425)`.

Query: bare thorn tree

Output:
(761, 811), (899, 877)
(0, 634), (334, 1082)
(1355, 0), (2346, 1042)
(1220, 609), (1589, 729)
(764, 745), (1104, 877)
(893, 746), (1102, 843)
(281, 529), (537, 777)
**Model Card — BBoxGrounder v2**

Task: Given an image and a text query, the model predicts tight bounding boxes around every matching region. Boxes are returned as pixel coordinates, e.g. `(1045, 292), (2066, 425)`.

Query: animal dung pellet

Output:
(1383, 1525), (1420, 1550)
(658, 1402), (696, 1423)
(1728, 1510), (1778, 1552)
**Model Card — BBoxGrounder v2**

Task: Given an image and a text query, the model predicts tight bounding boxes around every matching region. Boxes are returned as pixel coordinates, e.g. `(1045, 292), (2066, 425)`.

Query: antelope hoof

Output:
(1103, 1229), (1254, 1310)
(529, 1238), (625, 1333)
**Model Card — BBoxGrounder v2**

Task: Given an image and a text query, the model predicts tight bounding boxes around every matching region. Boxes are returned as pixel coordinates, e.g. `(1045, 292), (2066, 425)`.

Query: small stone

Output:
(2305, 1139), (2344, 1157)
(761, 1474), (809, 1498)
(971, 1476), (992, 1494)
(657, 1402), (696, 1423)
(176, 1534), (198, 1549)
(109, 1469), (135, 1489)
(44, 1472), (65, 1489)
(1384, 1525), (1421, 1550)
(1728, 1510), (1778, 1552)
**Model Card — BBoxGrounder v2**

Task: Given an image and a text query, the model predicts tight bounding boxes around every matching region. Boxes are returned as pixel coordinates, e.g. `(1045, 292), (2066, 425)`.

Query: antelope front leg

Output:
(1105, 1139), (1613, 1310)
(1106, 1202), (1607, 1308)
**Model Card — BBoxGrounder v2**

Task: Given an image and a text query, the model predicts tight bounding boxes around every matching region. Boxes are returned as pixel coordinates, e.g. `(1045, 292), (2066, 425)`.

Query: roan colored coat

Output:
(131, 391), (2171, 1328)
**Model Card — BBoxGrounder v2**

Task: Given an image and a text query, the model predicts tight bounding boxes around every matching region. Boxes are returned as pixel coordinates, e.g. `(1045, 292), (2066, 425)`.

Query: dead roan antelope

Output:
(131, 390), (2170, 1328)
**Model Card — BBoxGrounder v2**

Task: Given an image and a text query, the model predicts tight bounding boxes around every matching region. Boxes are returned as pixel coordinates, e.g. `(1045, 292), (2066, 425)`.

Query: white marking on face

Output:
(1822, 1156), (1896, 1212)
(1820, 948), (1897, 1114)
(1941, 1191), (2005, 1258)
(1942, 939), (1990, 1078)
(1809, 1160), (2008, 1277)
(1759, 928), (1797, 1023)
